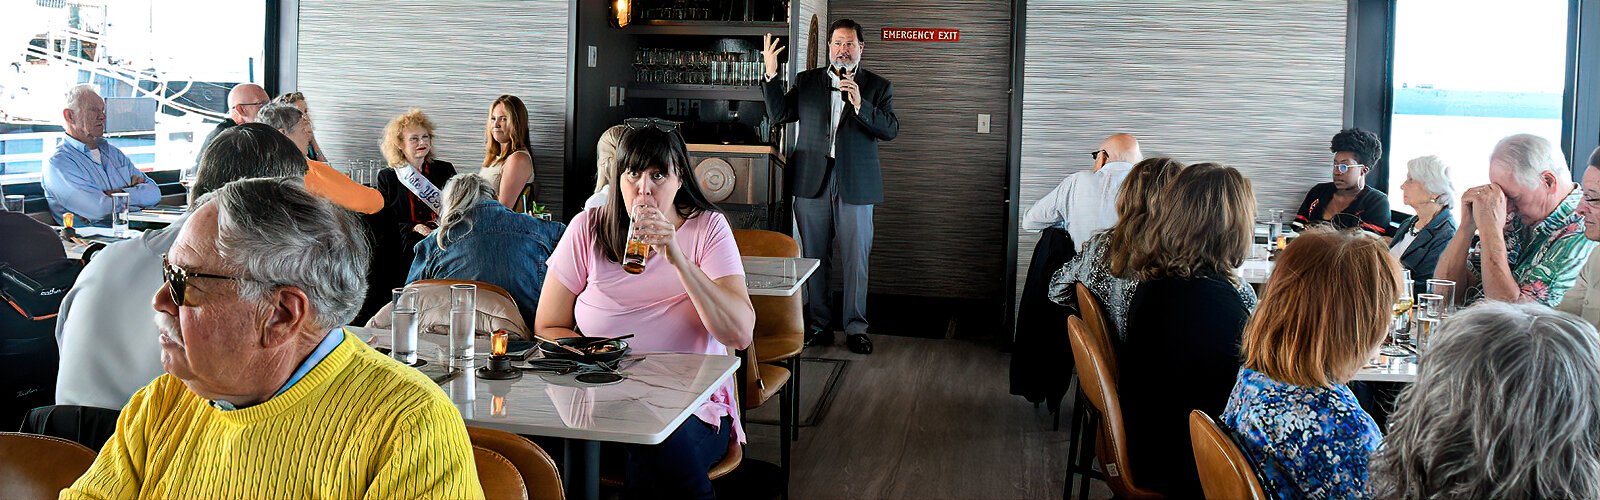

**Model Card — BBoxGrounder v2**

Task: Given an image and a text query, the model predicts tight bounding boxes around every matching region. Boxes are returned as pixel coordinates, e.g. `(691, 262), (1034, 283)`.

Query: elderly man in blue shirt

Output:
(43, 84), (160, 225)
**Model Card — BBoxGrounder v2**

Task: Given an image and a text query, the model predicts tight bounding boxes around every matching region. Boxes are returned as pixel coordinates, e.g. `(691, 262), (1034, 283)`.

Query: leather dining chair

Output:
(468, 426), (565, 500)
(0, 432), (98, 498)
(1066, 315), (1163, 499)
(732, 229), (803, 477)
(1064, 283), (1117, 500)
(475, 445), (529, 500)
(366, 278), (531, 340)
(1188, 410), (1269, 500)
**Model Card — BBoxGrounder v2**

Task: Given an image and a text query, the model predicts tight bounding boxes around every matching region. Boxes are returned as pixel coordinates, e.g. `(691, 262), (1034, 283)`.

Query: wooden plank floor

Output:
(741, 335), (1113, 499)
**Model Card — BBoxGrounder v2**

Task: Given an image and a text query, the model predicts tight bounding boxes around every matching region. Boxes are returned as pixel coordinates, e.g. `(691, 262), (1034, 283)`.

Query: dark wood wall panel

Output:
(296, 1), (570, 216)
(829, 0), (1013, 298)
(1015, 0), (1349, 298)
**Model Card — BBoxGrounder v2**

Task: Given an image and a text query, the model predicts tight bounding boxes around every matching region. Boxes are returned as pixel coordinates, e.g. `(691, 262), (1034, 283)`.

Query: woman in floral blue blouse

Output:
(1221, 227), (1399, 499)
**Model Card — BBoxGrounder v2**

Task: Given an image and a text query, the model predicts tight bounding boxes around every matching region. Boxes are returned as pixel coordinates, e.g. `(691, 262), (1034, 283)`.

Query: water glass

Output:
(4, 194), (23, 213)
(1417, 293), (1444, 320)
(111, 192), (130, 237)
(390, 287), (420, 365)
(1414, 316), (1440, 352)
(1425, 279), (1457, 316)
(449, 284), (477, 362)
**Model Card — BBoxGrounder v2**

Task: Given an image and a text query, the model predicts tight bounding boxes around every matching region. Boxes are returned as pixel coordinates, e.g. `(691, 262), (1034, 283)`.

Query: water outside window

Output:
(0, 0), (266, 179)
(1387, 0), (1569, 214)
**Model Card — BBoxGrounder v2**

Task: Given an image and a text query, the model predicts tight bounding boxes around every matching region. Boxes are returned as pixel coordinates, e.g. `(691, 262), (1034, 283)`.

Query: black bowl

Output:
(539, 337), (630, 364)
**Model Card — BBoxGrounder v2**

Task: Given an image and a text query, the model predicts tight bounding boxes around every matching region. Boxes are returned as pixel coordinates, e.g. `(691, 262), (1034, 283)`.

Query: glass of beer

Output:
(623, 219), (650, 274)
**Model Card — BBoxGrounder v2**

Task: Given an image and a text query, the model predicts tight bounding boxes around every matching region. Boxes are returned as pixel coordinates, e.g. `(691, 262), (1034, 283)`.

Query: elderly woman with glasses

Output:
(1390, 155), (1458, 294)
(535, 121), (752, 499)
(1292, 128), (1392, 236)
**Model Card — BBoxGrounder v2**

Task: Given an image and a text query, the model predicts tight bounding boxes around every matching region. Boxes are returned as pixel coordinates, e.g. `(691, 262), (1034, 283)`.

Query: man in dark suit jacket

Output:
(762, 19), (898, 354)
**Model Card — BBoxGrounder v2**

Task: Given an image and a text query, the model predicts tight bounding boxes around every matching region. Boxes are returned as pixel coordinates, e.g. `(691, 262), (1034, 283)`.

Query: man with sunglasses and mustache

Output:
(762, 19), (899, 354)
(55, 124), (308, 414)
(1290, 128), (1392, 236)
(64, 178), (482, 498)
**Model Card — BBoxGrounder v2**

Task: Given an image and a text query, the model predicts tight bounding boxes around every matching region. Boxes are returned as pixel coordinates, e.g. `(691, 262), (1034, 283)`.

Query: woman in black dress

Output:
(364, 109), (456, 320)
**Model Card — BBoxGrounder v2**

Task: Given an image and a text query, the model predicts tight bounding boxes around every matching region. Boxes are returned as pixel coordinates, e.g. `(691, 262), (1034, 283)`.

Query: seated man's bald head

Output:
(1101, 133), (1143, 164)
(227, 83), (270, 124)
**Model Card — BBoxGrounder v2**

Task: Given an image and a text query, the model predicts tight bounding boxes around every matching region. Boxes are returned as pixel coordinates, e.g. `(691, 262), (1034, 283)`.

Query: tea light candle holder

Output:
(476, 330), (522, 380)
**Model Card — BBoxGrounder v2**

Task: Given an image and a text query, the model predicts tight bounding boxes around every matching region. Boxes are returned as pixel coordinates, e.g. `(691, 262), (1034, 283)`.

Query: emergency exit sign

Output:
(881, 28), (960, 42)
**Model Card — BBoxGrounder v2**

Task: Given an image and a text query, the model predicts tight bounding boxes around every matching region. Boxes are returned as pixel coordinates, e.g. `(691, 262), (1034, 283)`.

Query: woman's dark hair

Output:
(830, 19), (865, 42)
(591, 125), (720, 263)
(1331, 128), (1383, 167)
(191, 122), (309, 203)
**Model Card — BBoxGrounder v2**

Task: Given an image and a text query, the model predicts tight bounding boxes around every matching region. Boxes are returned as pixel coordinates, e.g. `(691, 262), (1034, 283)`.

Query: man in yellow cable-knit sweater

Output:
(61, 178), (482, 499)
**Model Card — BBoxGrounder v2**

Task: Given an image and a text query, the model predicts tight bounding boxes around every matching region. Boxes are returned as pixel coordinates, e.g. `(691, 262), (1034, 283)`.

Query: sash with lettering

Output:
(394, 163), (443, 214)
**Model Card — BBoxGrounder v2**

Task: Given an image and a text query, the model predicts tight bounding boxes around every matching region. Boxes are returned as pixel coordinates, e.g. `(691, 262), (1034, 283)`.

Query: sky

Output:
(1391, 0), (1569, 93)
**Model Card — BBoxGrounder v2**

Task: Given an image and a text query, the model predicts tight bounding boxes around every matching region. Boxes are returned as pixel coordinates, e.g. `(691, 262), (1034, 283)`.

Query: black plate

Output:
(539, 338), (631, 364)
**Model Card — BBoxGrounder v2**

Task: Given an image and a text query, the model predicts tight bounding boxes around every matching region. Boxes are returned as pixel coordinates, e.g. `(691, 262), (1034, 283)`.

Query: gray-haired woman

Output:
(1369, 302), (1600, 499)
(407, 174), (566, 324)
(1390, 155), (1457, 294)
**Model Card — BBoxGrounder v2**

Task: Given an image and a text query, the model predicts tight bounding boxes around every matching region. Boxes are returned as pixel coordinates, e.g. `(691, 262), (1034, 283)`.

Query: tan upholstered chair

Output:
(0, 432), (98, 498)
(1074, 282), (1119, 375)
(732, 228), (802, 483)
(468, 427), (564, 500)
(367, 279), (529, 340)
(1066, 316), (1163, 499)
(475, 446), (529, 500)
(1188, 410), (1269, 500)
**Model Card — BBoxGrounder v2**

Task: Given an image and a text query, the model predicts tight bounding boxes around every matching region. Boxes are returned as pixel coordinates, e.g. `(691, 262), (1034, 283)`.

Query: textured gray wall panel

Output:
(297, 1), (570, 216)
(1016, 0), (1348, 297)
(830, 0), (1013, 298)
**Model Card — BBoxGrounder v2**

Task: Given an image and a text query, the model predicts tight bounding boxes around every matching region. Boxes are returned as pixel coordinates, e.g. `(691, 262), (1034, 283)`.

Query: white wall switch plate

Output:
(978, 113), (991, 134)
(587, 46), (597, 67)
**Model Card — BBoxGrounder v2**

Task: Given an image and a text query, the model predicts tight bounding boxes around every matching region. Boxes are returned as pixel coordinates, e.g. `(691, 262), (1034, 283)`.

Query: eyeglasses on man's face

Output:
(161, 254), (248, 307)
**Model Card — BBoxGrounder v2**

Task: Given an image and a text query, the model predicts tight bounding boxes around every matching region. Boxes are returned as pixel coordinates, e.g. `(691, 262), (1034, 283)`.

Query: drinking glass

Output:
(4, 194), (23, 213)
(111, 192), (130, 237)
(449, 284), (477, 362)
(1417, 293), (1444, 320)
(1414, 317), (1440, 352)
(391, 287), (420, 365)
(1425, 279), (1457, 317)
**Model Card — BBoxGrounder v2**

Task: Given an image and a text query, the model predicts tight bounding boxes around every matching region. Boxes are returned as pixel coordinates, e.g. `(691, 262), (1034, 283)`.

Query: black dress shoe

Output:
(805, 328), (835, 346)
(846, 334), (873, 355)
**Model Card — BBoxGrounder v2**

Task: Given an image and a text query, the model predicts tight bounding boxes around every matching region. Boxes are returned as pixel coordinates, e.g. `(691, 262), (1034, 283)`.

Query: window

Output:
(1, 0), (268, 181)
(1386, 0), (1570, 213)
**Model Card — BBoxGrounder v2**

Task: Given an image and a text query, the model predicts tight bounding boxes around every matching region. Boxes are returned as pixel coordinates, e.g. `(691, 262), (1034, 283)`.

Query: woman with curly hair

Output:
(1292, 128), (1393, 236)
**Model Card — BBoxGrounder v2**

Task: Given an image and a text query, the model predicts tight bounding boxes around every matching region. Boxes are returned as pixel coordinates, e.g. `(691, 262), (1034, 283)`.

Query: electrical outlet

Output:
(978, 113), (991, 134)
(608, 87), (618, 107)
(587, 46), (597, 68)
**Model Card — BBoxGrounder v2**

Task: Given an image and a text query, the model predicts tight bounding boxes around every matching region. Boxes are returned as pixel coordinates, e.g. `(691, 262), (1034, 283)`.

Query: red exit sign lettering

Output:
(881, 28), (960, 42)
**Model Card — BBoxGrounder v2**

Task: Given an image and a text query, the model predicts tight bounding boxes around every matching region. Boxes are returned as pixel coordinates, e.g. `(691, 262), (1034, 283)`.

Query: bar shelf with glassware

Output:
(628, 83), (764, 101)
(625, 21), (789, 37)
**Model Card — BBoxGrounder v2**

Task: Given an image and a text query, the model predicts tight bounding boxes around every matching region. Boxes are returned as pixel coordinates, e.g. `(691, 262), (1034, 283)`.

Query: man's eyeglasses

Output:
(830, 41), (861, 50)
(161, 254), (252, 307)
(1335, 163), (1366, 174)
(1090, 149), (1107, 160)
(234, 101), (269, 111)
(623, 117), (681, 133)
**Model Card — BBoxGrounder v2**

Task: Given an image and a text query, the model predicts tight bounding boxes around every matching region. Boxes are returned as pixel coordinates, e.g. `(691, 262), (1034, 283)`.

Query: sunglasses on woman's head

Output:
(623, 117), (681, 133)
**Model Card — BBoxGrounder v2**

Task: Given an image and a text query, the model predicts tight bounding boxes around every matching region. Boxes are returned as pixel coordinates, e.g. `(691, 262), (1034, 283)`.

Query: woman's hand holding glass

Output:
(632, 204), (681, 263)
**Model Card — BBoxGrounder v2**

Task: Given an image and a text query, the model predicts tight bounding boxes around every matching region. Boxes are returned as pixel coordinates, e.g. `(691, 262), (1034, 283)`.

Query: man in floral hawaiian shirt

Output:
(1437, 134), (1597, 306)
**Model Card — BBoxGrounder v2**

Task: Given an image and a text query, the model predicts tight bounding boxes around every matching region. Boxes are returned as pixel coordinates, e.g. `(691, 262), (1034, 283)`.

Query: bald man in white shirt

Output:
(1022, 133), (1144, 250)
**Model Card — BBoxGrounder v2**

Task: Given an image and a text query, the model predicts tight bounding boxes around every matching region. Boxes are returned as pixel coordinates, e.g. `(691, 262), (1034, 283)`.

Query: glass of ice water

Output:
(390, 287), (420, 365)
(449, 284), (477, 363)
(111, 192), (131, 237)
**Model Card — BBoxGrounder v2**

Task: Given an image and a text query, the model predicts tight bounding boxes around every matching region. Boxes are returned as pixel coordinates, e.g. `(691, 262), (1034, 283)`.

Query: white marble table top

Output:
(1238, 258), (1274, 285)
(1352, 354), (1417, 383)
(349, 326), (740, 444)
(742, 256), (820, 297)
(59, 227), (141, 259)
(125, 205), (185, 225)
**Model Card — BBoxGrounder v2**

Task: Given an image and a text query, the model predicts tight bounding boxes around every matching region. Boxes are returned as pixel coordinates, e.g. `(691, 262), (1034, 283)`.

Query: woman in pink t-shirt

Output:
(536, 123), (754, 499)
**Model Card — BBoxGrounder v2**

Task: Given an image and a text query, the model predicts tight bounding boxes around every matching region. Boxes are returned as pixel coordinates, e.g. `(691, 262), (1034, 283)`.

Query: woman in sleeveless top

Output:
(481, 94), (535, 211)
